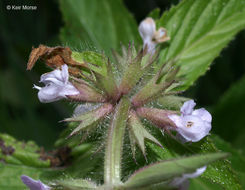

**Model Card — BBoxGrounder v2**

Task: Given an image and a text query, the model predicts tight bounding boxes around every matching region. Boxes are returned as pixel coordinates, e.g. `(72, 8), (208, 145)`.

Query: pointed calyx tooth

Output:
(132, 61), (180, 107)
(128, 110), (162, 156)
(27, 45), (87, 76)
(67, 81), (106, 103)
(132, 77), (174, 108)
(94, 59), (120, 103)
(119, 49), (145, 95)
(136, 107), (177, 128)
(65, 103), (114, 137)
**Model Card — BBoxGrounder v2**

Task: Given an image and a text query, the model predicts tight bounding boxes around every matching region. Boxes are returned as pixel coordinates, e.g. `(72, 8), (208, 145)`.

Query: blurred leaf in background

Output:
(0, 0), (71, 148)
(60, 0), (141, 55)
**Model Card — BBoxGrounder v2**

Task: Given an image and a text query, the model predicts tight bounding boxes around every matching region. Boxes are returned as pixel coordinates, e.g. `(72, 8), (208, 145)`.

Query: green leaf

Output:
(148, 8), (161, 20)
(211, 135), (245, 189)
(59, 0), (140, 54)
(147, 135), (242, 190)
(157, 0), (245, 90)
(189, 178), (223, 190)
(124, 153), (227, 189)
(0, 131), (105, 189)
(104, 97), (130, 185)
(72, 51), (107, 77)
(0, 133), (50, 168)
(212, 74), (245, 152)
(0, 163), (49, 190)
(57, 179), (97, 190)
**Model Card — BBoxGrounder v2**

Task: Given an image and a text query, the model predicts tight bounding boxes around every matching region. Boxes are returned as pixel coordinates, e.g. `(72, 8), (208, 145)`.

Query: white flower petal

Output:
(37, 85), (63, 103)
(40, 69), (63, 83)
(170, 166), (206, 189)
(183, 166), (207, 179)
(138, 17), (156, 41)
(34, 64), (79, 103)
(192, 108), (212, 123)
(144, 40), (157, 54)
(59, 82), (80, 97)
(21, 175), (50, 190)
(180, 100), (196, 115)
(61, 64), (69, 83)
(33, 84), (41, 90)
(168, 114), (184, 128)
(177, 115), (211, 142)
(169, 100), (212, 142)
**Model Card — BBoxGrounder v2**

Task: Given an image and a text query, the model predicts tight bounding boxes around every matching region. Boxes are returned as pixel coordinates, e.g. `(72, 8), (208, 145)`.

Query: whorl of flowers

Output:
(23, 17), (212, 190)
(26, 18), (211, 155)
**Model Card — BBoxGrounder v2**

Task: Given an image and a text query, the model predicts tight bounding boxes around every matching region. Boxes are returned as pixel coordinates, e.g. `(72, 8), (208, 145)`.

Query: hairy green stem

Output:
(104, 97), (130, 186)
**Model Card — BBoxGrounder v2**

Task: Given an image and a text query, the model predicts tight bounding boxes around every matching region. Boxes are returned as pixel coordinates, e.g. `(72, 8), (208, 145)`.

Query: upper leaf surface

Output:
(158, 0), (245, 89)
(124, 152), (227, 189)
(147, 136), (241, 190)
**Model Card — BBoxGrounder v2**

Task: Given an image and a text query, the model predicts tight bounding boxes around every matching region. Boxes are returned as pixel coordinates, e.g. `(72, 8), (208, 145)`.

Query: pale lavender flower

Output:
(138, 17), (170, 54)
(138, 17), (156, 53)
(168, 100), (212, 142)
(170, 166), (207, 190)
(34, 64), (79, 103)
(21, 175), (50, 190)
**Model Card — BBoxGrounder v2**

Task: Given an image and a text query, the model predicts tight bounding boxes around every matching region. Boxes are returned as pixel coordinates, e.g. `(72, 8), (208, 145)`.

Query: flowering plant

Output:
(1, 0), (245, 190)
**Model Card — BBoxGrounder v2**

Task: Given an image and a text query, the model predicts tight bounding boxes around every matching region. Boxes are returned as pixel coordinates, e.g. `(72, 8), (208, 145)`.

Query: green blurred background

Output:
(0, 0), (245, 151)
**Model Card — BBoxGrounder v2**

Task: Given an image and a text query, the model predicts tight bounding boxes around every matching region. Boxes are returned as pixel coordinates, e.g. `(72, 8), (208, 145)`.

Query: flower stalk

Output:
(104, 97), (130, 186)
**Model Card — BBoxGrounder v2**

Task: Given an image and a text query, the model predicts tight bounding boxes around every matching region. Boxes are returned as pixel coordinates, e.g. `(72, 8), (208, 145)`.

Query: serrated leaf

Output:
(157, 0), (245, 90)
(59, 0), (140, 54)
(124, 153), (227, 189)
